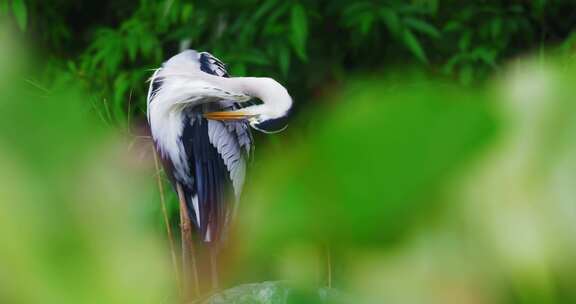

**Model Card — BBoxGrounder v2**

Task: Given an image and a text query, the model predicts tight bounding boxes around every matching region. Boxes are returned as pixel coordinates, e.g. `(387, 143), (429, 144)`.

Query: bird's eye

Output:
(251, 116), (289, 134)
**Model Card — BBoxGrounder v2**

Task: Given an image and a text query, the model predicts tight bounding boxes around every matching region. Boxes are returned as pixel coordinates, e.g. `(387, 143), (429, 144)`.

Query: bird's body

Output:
(147, 50), (253, 242)
(147, 49), (292, 293)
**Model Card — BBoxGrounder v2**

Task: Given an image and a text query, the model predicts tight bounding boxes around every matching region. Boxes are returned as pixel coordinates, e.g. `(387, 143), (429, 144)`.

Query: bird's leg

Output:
(176, 183), (200, 299)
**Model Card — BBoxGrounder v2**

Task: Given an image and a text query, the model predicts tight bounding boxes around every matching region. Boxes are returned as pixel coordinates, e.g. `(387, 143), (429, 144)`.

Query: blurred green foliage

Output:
(0, 32), (174, 304)
(242, 78), (496, 249)
(231, 57), (576, 304)
(2, 0), (576, 125)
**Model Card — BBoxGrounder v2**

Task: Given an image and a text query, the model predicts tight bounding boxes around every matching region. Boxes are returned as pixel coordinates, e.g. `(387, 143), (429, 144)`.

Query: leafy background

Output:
(4, 0), (576, 123)
(1, 0), (576, 303)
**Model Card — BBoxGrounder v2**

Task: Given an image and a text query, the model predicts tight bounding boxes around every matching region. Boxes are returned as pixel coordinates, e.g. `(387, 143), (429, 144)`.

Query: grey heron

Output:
(146, 50), (292, 292)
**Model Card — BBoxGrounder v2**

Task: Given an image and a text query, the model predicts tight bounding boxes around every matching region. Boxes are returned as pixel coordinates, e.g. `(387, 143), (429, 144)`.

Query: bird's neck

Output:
(193, 73), (292, 117)
(229, 77), (292, 117)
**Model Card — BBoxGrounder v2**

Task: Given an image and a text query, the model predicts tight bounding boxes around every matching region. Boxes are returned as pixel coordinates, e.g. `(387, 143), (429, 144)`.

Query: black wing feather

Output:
(180, 111), (234, 241)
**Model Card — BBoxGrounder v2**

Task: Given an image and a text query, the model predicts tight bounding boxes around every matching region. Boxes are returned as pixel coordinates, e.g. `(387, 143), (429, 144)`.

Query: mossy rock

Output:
(201, 281), (343, 304)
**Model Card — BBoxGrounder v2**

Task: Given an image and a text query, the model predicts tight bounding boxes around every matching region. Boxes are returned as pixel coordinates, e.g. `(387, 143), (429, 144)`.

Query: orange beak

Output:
(203, 111), (255, 121)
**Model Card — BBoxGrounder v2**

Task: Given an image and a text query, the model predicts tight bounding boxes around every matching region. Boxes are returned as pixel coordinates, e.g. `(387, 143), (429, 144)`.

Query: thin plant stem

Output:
(126, 88), (133, 132)
(326, 245), (332, 289)
(102, 97), (113, 123)
(152, 147), (182, 296)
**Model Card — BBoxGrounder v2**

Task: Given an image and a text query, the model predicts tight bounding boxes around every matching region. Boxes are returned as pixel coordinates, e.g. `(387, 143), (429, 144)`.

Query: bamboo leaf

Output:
(181, 4), (193, 23)
(359, 14), (374, 35)
(402, 29), (428, 64)
(127, 42), (137, 62)
(11, 0), (27, 31)
(459, 65), (474, 85)
(290, 3), (308, 61)
(379, 7), (400, 35)
(443, 20), (461, 32)
(459, 31), (471, 51)
(278, 46), (290, 76)
(252, 0), (277, 23)
(404, 17), (440, 38)
(490, 18), (502, 39)
(265, 2), (289, 28)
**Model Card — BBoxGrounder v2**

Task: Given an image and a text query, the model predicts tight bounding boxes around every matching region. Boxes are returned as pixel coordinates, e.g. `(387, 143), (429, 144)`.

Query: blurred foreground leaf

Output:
(0, 45), (174, 304)
(242, 77), (496, 250)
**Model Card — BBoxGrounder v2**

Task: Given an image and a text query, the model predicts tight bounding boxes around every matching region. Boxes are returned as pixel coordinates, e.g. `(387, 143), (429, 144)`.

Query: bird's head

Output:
(248, 108), (291, 134)
(204, 77), (293, 133)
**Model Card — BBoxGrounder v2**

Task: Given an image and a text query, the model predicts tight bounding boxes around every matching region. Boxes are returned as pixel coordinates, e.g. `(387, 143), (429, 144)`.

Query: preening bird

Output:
(147, 50), (292, 246)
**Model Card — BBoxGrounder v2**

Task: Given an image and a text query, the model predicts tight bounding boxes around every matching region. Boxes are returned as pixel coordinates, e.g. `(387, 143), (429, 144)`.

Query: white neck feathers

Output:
(213, 76), (293, 118)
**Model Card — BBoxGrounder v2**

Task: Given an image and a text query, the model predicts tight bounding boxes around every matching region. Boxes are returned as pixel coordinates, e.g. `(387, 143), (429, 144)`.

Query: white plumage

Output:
(147, 50), (292, 242)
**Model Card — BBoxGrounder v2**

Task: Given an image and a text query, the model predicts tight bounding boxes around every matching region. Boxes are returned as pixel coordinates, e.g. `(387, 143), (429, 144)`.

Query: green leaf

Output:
(459, 65), (474, 85)
(343, 2), (371, 16)
(181, 3), (193, 23)
(560, 31), (576, 53)
(126, 36), (138, 62)
(443, 20), (461, 32)
(252, 0), (277, 23)
(265, 2), (289, 28)
(402, 29), (428, 64)
(404, 17), (440, 38)
(459, 31), (471, 51)
(359, 14), (374, 35)
(426, 0), (439, 15)
(531, 0), (547, 16)
(379, 7), (400, 35)
(490, 18), (502, 39)
(278, 46), (290, 76)
(443, 53), (465, 74)
(113, 73), (130, 122)
(11, 0), (27, 31)
(290, 3), (308, 61)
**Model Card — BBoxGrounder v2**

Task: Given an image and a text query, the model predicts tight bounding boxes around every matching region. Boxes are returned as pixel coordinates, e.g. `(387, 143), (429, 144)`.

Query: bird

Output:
(146, 50), (292, 290)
